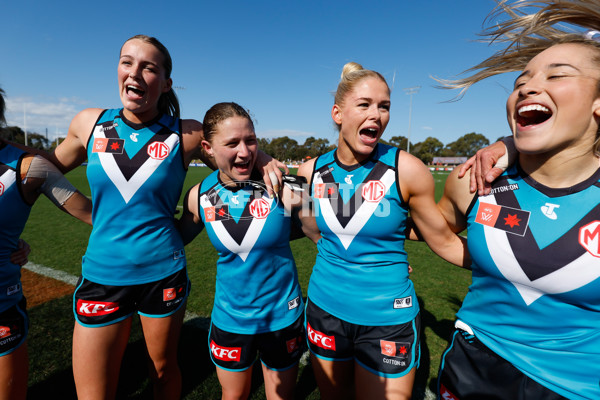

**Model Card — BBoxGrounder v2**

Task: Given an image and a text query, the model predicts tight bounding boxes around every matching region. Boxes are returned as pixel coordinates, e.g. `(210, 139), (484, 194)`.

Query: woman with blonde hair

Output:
(436, 1), (600, 398)
(297, 62), (470, 400)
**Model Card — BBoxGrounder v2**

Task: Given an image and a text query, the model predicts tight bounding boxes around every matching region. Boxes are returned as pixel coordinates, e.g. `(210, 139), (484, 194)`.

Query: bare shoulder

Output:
(297, 158), (317, 182)
(181, 118), (204, 161)
(443, 165), (473, 211)
(70, 108), (104, 141)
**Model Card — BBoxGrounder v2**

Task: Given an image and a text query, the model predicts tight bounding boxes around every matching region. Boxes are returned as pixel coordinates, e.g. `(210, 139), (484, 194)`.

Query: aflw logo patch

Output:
(92, 138), (125, 154)
(380, 340), (409, 359)
(475, 202), (530, 236)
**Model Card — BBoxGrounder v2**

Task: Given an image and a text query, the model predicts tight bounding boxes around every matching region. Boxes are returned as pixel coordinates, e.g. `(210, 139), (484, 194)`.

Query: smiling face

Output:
(507, 42), (600, 156)
(202, 116), (258, 186)
(118, 38), (172, 123)
(333, 76), (391, 164)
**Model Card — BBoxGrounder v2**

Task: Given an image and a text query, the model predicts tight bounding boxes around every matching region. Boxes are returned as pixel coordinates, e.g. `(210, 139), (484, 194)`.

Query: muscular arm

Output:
(399, 152), (470, 268)
(50, 108), (102, 173)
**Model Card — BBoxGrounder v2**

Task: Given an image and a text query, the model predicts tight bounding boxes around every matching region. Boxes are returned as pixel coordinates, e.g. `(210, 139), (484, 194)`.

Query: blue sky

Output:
(1, 0), (520, 147)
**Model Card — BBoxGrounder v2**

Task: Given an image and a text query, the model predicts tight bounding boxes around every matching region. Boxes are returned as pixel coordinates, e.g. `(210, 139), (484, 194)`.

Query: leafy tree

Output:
(0, 126), (50, 149)
(269, 136), (299, 161)
(411, 136), (444, 164)
(387, 135), (410, 151)
(445, 132), (490, 157)
(302, 136), (330, 159)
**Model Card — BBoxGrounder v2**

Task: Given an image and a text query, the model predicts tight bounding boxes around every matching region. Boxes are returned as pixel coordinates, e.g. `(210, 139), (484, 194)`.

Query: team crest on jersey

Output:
(91, 121), (179, 204)
(475, 202), (530, 236)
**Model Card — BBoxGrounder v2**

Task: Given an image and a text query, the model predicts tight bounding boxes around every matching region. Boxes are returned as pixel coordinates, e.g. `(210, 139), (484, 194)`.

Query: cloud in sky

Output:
(5, 97), (86, 138)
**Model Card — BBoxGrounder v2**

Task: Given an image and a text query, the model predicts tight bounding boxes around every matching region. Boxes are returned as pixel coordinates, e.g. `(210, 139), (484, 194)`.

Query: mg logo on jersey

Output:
(0, 182), (4, 196)
(147, 141), (170, 160)
(249, 198), (270, 219)
(76, 300), (119, 316)
(579, 221), (600, 257)
(362, 180), (386, 202)
(307, 323), (336, 351)
(210, 340), (241, 362)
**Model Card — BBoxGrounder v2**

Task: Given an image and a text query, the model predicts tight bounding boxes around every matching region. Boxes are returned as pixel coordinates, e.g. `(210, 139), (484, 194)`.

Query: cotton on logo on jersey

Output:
(579, 221), (600, 257)
(249, 198), (270, 219)
(210, 340), (241, 362)
(76, 300), (119, 316)
(147, 141), (170, 160)
(362, 180), (386, 202)
(307, 323), (336, 351)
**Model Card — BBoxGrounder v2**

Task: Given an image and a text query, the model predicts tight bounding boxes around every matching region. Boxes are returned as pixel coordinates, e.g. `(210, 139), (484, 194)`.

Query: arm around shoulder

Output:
(177, 184), (204, 245)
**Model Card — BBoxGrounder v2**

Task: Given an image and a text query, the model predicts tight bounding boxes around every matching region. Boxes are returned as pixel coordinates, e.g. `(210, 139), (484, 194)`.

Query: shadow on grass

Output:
(26, 297), (319, 399)
(414, 295), (463, 398)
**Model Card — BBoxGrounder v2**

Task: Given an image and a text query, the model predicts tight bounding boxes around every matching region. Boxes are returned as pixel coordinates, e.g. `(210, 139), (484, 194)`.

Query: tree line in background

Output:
(0, 125), (493, 165)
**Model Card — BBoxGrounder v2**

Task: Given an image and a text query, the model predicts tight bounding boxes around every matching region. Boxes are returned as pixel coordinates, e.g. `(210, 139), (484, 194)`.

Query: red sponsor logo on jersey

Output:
(0, 182), (4, 196)
(579, 221), (600, 257)
(76, 300), (119, 316)
(286, 337), (299, 353)
(249, 198), (270, 219)
(0, 326), (11, 338)
(439, 384), (459, 400)
(210, 340), (241, 362)
(92, 138), (125, 154)
(147, 141), (170, 160)
(475, 202), (501, 226)
(380, 340), (409, 359)
(307, 323), (336, 351)
(163, 288), (176, 301)
(204, 206), (216, 222)
(362, 180), (386, 202)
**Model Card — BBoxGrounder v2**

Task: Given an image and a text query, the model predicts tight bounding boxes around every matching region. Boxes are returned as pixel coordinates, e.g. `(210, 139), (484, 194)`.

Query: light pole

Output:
(403, 86), (420, 154)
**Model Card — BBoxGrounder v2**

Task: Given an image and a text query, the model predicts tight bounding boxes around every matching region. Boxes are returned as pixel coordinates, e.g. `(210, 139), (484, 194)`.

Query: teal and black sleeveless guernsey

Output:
(198, 171), (303, 334)
(0, 143), (30, 312)
(84, 109), (186, 285)
(459, 164), (600, 399)
(308, 144), (416, 326)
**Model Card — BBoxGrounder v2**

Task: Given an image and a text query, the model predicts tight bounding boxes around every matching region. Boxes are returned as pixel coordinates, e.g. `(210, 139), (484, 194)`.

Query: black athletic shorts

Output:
(208, 315), (305, 371)
(73, 268), (190, 327)
(0, 297), (28, 356)
(305, 298), (420, 377)
(438, 325), (567, 400)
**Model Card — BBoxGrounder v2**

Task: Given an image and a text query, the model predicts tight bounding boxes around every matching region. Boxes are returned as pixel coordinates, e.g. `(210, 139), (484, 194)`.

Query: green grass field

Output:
(21, 168), (470, 399)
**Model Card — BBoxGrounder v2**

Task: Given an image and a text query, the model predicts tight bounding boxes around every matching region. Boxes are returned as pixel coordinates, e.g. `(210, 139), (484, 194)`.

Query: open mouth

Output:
(126, 85), (145, 97)
(234, 161), (251, 171)
(360, 128), (379, 139)
(517, 104), (552, 127)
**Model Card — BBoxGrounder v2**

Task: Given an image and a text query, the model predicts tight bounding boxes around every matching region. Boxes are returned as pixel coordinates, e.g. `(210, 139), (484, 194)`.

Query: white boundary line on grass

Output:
(22, 262), (436, 399)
